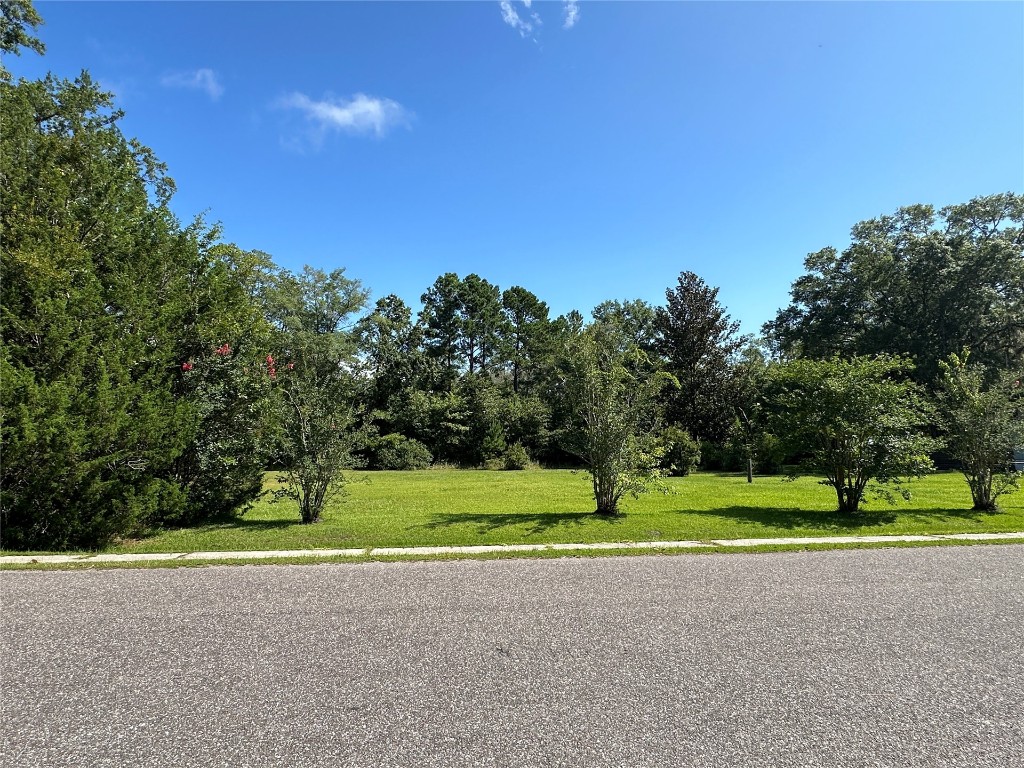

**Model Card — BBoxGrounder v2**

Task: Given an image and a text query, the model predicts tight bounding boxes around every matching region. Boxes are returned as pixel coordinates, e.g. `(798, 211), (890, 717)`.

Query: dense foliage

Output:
(769, 357), (939, 513)
(2, 2), (1022, 548)
(765, 194), (1024, 384)
(1, 9), (277, 547)
(558, 325), (671, 514)
(0, 62), (275, 547)
(936, 352), (1024, 510)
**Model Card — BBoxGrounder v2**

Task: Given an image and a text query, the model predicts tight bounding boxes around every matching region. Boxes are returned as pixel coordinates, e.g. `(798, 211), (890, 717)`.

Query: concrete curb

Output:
(3, 531), (1024, 566)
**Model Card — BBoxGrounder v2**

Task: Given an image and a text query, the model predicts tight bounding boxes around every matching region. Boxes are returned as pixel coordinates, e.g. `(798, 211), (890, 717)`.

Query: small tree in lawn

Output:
(770, 355), (938, 514)
(558, 325), (671, 515)
(730, 342), (773, 483)
(271, 267), (369, 524)
(936, 351), (1024, 511)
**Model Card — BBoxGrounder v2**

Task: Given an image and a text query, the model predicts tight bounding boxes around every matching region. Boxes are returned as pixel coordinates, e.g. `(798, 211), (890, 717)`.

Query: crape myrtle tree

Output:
(168, 243), (281, 524)
(769, 356), (938, 514)
(765, 194), (1024, 384)
(936, 351), (1024, 510)
(558, 323), (674, 515)
(269, 267), (370, 524)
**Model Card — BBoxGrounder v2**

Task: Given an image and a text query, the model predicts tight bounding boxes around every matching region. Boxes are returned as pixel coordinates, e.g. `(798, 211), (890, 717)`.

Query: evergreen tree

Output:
(655, 271), (744, 442)
(1, 66), (195, 548)
(500, 286), (552, 395)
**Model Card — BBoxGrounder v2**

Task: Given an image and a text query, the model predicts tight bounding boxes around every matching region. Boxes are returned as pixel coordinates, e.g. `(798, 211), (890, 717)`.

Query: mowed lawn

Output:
(112, 470), (1024, 554)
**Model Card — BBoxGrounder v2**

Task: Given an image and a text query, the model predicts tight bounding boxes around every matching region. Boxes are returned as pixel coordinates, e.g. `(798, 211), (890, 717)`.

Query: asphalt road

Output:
(3, 546), (1023, 767)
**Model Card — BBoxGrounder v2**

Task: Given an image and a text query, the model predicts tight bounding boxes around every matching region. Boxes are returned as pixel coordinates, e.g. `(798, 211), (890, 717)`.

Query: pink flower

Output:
(181, 362), (194, 371)
(266, 354), (275, 365)
(287, 362), (294, 370)
(214, 343), (231, 357)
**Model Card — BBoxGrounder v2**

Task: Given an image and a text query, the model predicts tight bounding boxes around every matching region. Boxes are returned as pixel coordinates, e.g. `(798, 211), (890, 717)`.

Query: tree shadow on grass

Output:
(126, 516), (298, 547)
(420, 511), (622, 536)
(214, 518), (298, 530)
(684, 505), (1001, 533)
(159, 517), (298, 534)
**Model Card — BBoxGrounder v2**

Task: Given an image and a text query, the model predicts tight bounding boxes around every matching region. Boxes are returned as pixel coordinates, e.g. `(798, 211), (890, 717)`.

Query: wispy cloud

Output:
(563, 1), (581, 30)
(500, 0), (541, 39)
(499, 1), (579, 39)
(277, 92), (411, 144)
(161, 68), (224, 101)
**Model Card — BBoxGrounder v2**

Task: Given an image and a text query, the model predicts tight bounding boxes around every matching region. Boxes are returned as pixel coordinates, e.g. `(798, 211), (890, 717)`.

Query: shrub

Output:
(503, 442), (532, 470)
(659, 426), (701, 476)
(371, 433), (433, 470)
(936, 351), (1023, 510)
(754, 433), (785, 475)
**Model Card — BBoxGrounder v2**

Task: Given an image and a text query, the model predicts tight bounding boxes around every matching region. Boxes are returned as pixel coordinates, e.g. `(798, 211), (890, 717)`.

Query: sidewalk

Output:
(4, 531), (1024, 565)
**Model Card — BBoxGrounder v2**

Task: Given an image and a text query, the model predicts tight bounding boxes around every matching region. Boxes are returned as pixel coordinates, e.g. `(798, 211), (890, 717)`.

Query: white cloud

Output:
(500, 0), (541, 38)
(563, 1), (581, 30)
(499, 1), (578, 39)
(161, 68), (224, 101)
(277, 92), (411, 139)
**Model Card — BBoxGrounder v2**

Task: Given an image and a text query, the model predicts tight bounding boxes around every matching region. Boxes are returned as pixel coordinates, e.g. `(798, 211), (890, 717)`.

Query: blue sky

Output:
(11, 1), (1024, 334)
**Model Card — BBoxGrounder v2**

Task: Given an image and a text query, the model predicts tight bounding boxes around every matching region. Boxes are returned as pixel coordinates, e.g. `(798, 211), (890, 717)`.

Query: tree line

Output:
(2, 2), (1022, 549)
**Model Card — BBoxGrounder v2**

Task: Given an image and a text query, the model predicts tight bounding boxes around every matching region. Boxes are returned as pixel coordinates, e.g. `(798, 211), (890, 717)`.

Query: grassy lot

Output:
(101, 470), (1024, 555)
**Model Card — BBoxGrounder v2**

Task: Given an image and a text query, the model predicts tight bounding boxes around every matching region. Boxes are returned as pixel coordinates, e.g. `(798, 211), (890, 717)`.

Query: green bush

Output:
(503, 442), (532, 470)
(659, 426), (701, 476)
(754, 432), (786, 475)
(370, 434), (433, 470)
(719, 430), (788, 476)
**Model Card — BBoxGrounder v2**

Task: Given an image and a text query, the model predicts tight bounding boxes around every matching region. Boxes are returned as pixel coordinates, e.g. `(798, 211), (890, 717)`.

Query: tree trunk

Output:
(746, 456), (753, 484)
(969, 469), (997, 511)
(835, 484), (861, 514)
(593, 473), (620, 515)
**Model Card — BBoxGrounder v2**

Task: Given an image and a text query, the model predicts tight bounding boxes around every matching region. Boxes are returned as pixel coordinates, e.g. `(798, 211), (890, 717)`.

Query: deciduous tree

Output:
(769, 356), (938, 514)
(765, 194), (1024, 383)
(558, 325), (672, 515)
(936, 351), (1024, 510)
(270, 267), (369, 524)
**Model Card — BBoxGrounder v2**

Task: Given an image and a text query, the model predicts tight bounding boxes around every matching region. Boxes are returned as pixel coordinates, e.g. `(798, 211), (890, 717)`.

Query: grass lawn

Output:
(105, 470), (1024, 555)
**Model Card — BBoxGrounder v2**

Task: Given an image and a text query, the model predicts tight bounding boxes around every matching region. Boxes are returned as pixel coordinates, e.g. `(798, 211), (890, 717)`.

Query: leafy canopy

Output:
(769, 355), (938, 514)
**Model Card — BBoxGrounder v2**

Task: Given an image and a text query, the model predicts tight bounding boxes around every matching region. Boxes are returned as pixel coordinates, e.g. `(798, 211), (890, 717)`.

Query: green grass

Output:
(78, 469), (1024, 555)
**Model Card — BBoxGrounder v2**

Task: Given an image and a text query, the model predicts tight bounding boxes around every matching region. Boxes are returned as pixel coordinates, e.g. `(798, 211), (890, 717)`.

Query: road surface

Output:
(3, 546), (1022, 767)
